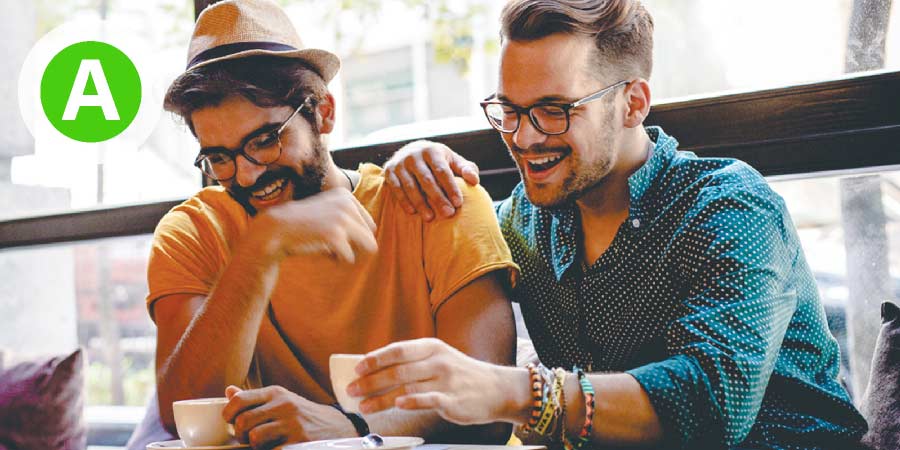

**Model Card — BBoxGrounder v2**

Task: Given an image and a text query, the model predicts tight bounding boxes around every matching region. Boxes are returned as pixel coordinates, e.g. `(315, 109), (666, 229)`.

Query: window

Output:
(0, 235), (157, 409)
(3, 0), (197, 221)
(771, 170), (900, 400)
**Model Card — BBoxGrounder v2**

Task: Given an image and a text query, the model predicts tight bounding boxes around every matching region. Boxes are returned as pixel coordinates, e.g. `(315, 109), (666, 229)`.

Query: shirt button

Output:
(631, 218), (641, 228)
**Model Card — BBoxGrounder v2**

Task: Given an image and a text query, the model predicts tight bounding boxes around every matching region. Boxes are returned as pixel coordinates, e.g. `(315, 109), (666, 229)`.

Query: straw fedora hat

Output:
(176, 0), (340, 83)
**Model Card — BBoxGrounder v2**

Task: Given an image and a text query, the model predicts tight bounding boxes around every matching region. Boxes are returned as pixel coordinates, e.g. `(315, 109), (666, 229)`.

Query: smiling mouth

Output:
(525, 154), (565, 173)
(251, 177), (287, 202)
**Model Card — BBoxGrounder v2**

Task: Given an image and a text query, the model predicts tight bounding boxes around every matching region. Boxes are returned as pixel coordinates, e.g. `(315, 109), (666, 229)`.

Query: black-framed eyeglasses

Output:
(193, 96), (314, 181)
(480, 80), (628, 135)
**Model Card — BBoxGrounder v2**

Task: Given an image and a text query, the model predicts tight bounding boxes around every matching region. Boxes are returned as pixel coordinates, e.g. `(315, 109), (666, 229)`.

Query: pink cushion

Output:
(0, 349), (86, 450)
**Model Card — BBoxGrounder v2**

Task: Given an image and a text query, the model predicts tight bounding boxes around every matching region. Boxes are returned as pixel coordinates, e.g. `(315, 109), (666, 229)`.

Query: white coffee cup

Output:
(330, 354), (365, 413)
(172, 397), (235, 447)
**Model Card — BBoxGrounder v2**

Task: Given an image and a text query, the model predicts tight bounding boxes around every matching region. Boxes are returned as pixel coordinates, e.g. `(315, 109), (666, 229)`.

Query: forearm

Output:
(157, 233), (280, 428)
(564, 373), (662, 446)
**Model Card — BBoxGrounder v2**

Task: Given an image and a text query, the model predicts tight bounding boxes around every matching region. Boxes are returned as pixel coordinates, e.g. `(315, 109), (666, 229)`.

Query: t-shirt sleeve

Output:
(423, 179), (519, 313)
(145, 203), (229, 320)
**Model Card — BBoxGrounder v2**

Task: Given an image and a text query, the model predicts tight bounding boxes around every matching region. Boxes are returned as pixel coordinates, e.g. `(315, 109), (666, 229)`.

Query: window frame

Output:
(2, 70), (899, 249)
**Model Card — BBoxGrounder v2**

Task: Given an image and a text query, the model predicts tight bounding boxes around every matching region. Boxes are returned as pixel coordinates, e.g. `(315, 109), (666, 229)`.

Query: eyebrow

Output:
(199, 122), (281, 154)
(495, 93), (576, 105)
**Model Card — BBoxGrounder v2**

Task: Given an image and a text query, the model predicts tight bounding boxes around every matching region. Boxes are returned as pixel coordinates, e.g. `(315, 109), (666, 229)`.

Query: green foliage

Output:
(286, 0), (498, 74)
(85, 356), (155, 407)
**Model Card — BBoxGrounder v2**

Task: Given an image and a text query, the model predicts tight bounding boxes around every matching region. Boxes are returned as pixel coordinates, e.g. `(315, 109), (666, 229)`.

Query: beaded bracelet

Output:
(551, 368), (567, 442)
(571, 367), (595, 450)
(521, 363), (544, 433)
(533, 367), (558, 435)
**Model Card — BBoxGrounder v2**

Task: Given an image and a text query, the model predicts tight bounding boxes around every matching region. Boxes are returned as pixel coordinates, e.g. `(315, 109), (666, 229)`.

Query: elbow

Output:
(157, 391), (179, 436)
(156, 384), (178, 436)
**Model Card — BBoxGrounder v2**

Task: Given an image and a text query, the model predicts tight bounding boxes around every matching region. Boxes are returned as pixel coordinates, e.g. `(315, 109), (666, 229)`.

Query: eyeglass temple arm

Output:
(278, 98), (312, 133)
(571, 80), (629, 109)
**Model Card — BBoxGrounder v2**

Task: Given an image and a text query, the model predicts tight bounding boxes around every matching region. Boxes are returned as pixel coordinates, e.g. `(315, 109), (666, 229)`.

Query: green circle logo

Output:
(40, 41), (141, 143)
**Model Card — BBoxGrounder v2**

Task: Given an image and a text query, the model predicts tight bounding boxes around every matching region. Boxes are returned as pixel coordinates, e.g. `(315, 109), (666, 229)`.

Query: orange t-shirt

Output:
(146, 163), (517, 403)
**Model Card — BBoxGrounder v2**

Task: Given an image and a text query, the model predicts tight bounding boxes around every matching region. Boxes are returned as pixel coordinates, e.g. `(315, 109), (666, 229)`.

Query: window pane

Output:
(2, 1), (198, 221)
(770, 169), (900, 402)
(0, 235), (157, 410)
(286, 0), (900, 146)
(4, 0), (899, 215)
(645, 0), (900, 101)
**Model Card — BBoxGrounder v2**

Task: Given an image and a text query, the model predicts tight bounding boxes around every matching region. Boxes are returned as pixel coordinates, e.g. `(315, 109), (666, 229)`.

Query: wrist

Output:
(495, 366), (534, 424)
(244, 212), (284, 265)
(331, 403), (369, 437)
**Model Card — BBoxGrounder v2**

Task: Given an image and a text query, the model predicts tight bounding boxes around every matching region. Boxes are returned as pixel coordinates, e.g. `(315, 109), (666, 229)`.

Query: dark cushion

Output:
(0, 349), (86, 450)
(860, 301), (900, 450)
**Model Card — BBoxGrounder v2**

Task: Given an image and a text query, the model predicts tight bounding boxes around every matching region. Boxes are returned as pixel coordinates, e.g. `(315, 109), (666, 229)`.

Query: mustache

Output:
(230, 167), (296, 199)
(509, 143), (572, 156)
(509, 143), (572, 157)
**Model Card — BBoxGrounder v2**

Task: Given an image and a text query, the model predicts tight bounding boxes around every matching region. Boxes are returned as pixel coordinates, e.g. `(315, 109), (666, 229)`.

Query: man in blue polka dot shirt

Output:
(348, 0), (868, 448)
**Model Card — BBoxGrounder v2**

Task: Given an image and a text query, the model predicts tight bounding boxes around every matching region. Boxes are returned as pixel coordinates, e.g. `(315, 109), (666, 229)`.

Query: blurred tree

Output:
(840, 0), (893, 402)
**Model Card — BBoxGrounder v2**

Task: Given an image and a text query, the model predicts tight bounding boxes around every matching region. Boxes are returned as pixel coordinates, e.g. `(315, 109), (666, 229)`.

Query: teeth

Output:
(528, 155), (563, 165)
(252, 178), (285, 199)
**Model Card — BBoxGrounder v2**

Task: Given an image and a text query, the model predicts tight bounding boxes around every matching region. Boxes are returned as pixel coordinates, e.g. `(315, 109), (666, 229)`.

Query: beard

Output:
(509, 139), (613, 209)
(228, 139), (329, 216)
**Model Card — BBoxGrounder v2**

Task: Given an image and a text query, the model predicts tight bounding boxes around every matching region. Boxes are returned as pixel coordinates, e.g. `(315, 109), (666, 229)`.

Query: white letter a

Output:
(62, 59), (120, 121)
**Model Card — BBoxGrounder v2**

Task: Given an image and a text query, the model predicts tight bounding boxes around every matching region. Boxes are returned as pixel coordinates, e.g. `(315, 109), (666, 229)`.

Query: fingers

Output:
(233, 403), (274, 444)
(355, 338), (443, 377)
(406, 153), (456, 217)
(329, 235), (357, 265)
(386, 170), (417, 215)
(449, 153), (480, 186)
(357, 380), (437, 415)
(222, 387), (274, 424)
(395, 392), (449, 412)
(320, 192), (378, 263)
(395, 166), (435, 221)
(343, 209), (378, 258)
(225, 385), (242, 399)
(347, 360), (433, 398)
(246, 421), (286, 450)
(423, 150), (463, 211)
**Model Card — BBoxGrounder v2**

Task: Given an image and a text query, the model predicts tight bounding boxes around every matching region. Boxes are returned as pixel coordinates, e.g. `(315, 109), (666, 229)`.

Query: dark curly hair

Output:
(164, 55), (329, 134)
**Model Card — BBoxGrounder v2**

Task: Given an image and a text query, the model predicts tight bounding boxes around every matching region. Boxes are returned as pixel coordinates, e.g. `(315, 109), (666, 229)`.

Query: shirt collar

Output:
(627, 126), (678, 223)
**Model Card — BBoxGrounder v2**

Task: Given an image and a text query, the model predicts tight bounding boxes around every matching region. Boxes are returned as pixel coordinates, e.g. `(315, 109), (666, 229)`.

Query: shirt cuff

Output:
(626, 354), (721, 448)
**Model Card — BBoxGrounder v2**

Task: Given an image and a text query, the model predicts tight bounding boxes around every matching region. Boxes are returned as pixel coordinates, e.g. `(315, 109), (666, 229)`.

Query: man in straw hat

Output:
(350, 0), (868, 448)
(146, 0), (519, 447)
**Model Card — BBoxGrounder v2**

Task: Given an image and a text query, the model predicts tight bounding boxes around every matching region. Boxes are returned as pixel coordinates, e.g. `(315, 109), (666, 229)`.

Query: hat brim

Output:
(171, 47), (341, 90)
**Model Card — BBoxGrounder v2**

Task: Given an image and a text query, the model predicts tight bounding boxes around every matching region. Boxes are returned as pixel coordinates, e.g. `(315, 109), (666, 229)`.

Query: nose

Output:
(511, 115), (547, 151)
(234, 154), (266, 188)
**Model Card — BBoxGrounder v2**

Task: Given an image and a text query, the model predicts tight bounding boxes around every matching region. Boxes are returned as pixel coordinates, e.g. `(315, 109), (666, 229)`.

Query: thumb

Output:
(225, 385), (243, 399)
(449, 154), (479, 185)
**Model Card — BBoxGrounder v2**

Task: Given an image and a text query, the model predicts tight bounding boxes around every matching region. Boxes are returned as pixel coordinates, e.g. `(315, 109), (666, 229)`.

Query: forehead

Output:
(498, 34), (597, 104)
(191, 96), (290, 148)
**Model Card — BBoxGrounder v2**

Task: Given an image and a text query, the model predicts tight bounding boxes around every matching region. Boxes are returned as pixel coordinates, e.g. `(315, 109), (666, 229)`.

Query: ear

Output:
(622, 78), (651, 129)
(882, 301), (899, 323)
(316, 92), (336, 134)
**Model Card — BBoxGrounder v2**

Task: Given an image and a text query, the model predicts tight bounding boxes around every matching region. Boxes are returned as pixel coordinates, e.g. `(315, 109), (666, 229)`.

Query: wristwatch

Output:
(331, 403), (370, 437)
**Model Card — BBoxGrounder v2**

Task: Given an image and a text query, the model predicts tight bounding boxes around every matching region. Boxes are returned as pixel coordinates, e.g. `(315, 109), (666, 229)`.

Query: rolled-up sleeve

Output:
(626, 185), (799, 447)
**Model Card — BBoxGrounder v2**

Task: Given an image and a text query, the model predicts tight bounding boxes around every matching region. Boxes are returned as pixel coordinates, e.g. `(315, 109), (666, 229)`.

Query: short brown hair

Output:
(500, 0), (653, 82)
(164, 55), (328, 133)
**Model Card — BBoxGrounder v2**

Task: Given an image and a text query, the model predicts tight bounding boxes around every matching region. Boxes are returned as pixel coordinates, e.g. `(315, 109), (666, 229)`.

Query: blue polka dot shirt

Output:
(497, 127), (867, 449)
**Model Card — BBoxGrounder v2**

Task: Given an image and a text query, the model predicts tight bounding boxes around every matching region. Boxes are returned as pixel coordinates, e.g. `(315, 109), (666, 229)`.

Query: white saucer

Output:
(284, 436), (424, 450)
(146, 439), (250, 449)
